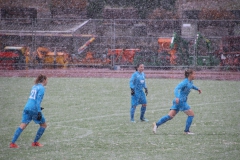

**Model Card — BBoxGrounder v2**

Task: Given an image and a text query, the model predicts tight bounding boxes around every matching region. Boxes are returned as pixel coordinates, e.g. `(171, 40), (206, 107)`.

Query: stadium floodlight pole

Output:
(110, 19), (116, 69)
(54, 47), (57, 69)
(170, 32), (177, 49)
(193, 33), (199, 67)
(112, 20), (116, 69)
(194, 32), (212, 66)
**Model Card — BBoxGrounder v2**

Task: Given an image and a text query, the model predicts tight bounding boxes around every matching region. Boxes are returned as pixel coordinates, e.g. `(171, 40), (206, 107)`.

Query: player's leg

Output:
(130, 106), (136, 122)
(140, 92), (148, 122)
(10, 123), (28, 148)
(140, 104), (148, 122)
(32, 114), (47, 147)
(153, 109), (178, 134)
(156, 109), (177, 126)
(130, 94), (138, 122)
(10, 110), (31, 148)
(184, 108), (194, 134)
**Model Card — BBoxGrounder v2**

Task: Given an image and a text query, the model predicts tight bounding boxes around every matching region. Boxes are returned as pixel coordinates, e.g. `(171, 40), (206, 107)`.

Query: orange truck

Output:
(0, 46), (29, 70)
(36, 47), (71, 68)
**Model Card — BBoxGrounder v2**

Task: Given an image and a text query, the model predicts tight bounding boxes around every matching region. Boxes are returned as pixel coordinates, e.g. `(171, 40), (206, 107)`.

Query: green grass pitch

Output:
(0, 77), (239, 160)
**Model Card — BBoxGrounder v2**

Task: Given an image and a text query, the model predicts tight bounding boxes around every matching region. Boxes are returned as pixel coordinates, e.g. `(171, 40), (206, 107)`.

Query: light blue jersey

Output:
(11, 82), (47, 145)
(130, 71), (147, 92)
(24, 84), (45, 113)
(174, 78), (199, 102)
(130, 71), (147, 106)
(129, 71), (148, 121)
(171, 78), (199, 111)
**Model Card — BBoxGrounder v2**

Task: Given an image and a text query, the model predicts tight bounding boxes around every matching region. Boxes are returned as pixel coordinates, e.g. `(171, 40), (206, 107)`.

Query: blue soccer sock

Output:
(184, 116), (194, 132)
(130, 106), (136, 121)
(140, 106), (146, 120)
(156, 115), (171, 127)
(11, 127), (23, 143)
(34, 127), (45, 142)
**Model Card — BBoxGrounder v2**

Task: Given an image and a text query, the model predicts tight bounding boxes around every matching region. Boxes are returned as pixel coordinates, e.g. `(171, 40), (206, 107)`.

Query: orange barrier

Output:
(108, 49), (140, 64)
(158, 38), (177, 65)
(80, 51), (110, 64)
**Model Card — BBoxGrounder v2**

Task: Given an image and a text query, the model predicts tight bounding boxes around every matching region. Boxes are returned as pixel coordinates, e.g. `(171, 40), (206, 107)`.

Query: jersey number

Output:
(29, 89), (37, 99)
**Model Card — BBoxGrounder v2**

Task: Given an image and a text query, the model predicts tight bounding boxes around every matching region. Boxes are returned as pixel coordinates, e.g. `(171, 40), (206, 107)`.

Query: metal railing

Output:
(0, 18), (239, 70)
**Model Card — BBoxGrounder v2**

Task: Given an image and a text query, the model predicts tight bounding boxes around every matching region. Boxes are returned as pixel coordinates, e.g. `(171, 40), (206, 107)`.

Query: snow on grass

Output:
(0, 77), (239, 160)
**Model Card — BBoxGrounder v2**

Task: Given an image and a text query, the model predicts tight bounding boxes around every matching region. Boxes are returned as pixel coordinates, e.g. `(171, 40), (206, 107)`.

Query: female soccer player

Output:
(129, 64), (148, 123)
(152, 69), (201, 134)
(10, 74), (48, 148)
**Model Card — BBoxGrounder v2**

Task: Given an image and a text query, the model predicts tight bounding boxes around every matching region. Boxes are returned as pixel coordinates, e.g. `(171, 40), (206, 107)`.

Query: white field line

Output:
(190, 99), (240, 107)
(0, 126), (92, 152)
(1, 99), (239, 151)
(1, 99), (239, 130)
(47, 125), (93, 142)
(1, 127), (92, 151)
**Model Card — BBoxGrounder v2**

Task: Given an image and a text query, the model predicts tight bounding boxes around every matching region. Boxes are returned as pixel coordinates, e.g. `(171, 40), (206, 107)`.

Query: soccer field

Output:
(0, 77), (239, 160)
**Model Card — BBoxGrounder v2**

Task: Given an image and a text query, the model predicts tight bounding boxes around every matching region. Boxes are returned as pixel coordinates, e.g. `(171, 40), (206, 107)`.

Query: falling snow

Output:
(0, 0), (240, 160)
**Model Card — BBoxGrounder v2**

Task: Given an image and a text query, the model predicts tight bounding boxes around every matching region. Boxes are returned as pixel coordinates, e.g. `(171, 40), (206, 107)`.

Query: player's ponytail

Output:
(185, 69), (193, 78)
(35, 74), (47, 84)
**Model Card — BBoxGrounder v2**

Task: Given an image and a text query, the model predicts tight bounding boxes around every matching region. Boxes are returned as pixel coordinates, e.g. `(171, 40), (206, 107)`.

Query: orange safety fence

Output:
(158, 38), (177, 65)
(108, 49), (140, 64)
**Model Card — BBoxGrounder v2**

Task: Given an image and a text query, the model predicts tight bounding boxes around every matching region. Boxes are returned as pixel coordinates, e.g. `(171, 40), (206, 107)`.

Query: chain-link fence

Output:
(0, 18), (239, 70)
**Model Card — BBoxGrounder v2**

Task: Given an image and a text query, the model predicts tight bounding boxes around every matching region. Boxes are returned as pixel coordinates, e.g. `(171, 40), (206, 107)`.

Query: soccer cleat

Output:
(140, 118), (149, 122)
(130, 119), (136, 123)
(152, 122), (157, 134)
(184, 131), (194, 135)
(9, 143), (19, 148)
(32, 142), (44, 147)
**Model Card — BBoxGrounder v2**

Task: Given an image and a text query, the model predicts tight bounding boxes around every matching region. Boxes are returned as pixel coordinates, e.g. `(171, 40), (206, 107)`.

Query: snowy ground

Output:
(0, 77), (239, 160)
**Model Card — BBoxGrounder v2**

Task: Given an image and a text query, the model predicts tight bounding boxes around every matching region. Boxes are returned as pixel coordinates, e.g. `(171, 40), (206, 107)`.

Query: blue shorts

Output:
(131, 91), (147, 107)
(22, 110), (46, 124)
(170, 98), (190, 112)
